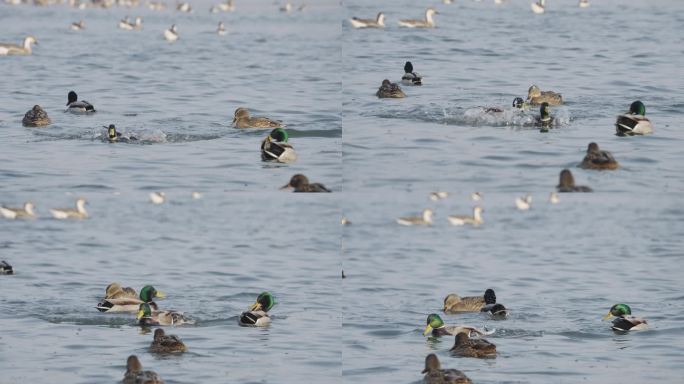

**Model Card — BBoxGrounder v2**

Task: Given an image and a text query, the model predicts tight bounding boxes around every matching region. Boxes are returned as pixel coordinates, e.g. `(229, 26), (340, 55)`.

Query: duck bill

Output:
(602, 312), (613, 321)
(249, 302), (262, 311)
(280, 183), (293, 190)
(423, 324), (433, 336)
(136, 309), (145, 320)
(155, 290), (166, 299)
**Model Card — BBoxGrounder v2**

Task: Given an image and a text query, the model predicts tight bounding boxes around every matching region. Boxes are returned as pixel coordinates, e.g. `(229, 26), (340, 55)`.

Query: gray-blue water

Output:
(2, 0), (684, 383)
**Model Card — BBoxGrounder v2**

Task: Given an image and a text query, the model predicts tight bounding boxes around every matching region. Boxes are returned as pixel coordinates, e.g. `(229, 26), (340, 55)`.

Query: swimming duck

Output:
(239, 291), (276, 327)
(217, 21), (226, 35)
(423, 314), (491, 337)
(450, 332), (497, 358)
(138, 303), (192, 326)
(471, 192), (482, 201)
(103, 282), (138, 300)
(536, 102), (554, 131)
(0, 202), (36, 219)
(429, 192), (448, 201)
(148, 1), (166, 11)
(233, 107), (283, 129)
(164, 24), (179, 42)
(0, 260), (13, 275)
(149, 328), (187, 353)
(97, 285), (165, 313)
(444, 289), (496, 313)
(261, 128), (297, 163)
(119, 16), (134, 30)
(602, 304), (648, 332)
(579, 0), (590, 8)
(104, 124), (138, 143)
(579, 142), (619, 170)
(0, 36), (37, 56)
(176, 2), (192, 12)
(447, 206), (483, 227)
(50, 198), (88, 219)
(527, 85), (562, 105)
(149, 192), (166, 204)
(548, 192), (559, 204)
(280, 174), (331, 192)
(616, 100), (653, 135)
(349, 12), (385, 28)
(402, 61), (423, 86)
(123, 355), (164, 384)
(70, 21), (85, 30)
(421, 353), (472, 384)
(480, 303), (509, 320)
(512, 97), (530, 110)
(23, 105), (50, 127)
(279, 2), (293, 12)
(556, 169), (592, 192)
(515, 194), (532, 210)
(398, 8), (438, 28)
(397, 209), (433, 226)
(65, 91), (95, 113)
(218, 0), (235, 12)
(376, 79), (406, 98)
(531, 0), (545, 14)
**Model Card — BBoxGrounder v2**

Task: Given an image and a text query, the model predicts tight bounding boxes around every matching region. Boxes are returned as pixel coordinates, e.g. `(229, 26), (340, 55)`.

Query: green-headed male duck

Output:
(281, 174), (331, 192)
(536, 102), (554, 131)
(443, 289), (496, 313)
(556, 169), (592, 192)
(261, 128), (297, 163)
(402, 61), (423, 86)
(579, 142), (619, 170)
(239, 291), (276, 327)
(0, 202), (36, 220)
(97, 284), (165, 313)
(423, 314), (492, 337)
(376, 79), (406, 98)
(65, 91), (95, 113)
(450, 332), (497, 358)
(233, 107), (283, 129)
(602, 304), (648, 332)
(421, 353), (472, 384)
(616, 100), (653, 135)
(22, 105), (51, 127)
(104, 124), (138, 143)
(123, 355), (164, 384)
(527, 84), (562, 105)
(149, 328), (187, 353)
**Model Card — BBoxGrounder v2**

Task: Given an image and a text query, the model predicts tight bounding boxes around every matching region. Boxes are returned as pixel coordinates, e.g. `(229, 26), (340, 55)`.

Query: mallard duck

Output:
(280, 174), (331, 192)
(536, 102), (554, 131)
(0, 36), (37, 56)
(402, 61), (423, 86)
(97, 285), (165, 313)
(579, 142), (619, 170)
(149, 328), (187, 353)
(233, 107), (283, 129)
(164, 24), (179, 42)
(602, 304), (648, 332)
(349, 12), (385, 28)
(531, 0), (545, 14)
(616, 101), (653, 135)
(50, 198), (88, 219)
(104, 282), (138, 300)
(480, 303), (509, 320)
(579, 0), (590, 8)
(70, 21), (85, 30)
(515, 194), (532, 210)
(423, 314), (491, 337)
(104, 124), (138, 143)
(217, 21), (226, 35)
(376, 79), (406, 98)
(123, 355), (164, 384)
(557, 169), (592, 192)
(422, 353), (472, 384)
(0, 202), (36, 219)
(397, 209), (433, 226)
(137, 303), (192, 326)
(261, 128), (297, 163)
(398, 8), (438, 28)
(443, 289), (496, 313)
(239, 292), (276, 327)
(65, 91), (95, 113)
(0, 260), (13, 275)
(512, 97), (530, 110)
(447, 206), (483, 227)
(527, 85), (562, 105)
(450, 332), (497, 358)
(22, 105), (51, 127)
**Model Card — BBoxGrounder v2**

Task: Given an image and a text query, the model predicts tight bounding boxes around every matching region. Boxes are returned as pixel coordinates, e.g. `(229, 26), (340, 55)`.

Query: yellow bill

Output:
(155, 290), (166, 299)
(602, 312), (613, 321)
(423, 324), (433, 336)
(136, 309), (145, 320)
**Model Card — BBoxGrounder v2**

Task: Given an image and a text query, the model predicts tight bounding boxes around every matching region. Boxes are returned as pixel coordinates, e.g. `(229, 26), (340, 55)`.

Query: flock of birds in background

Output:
(2, 0), (657, 383)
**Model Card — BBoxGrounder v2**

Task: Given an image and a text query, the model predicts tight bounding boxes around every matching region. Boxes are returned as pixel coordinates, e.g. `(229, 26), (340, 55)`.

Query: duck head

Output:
(139, 285), (166, 302)
(106, 124), (117, 140)
(423, 313), (445, 336)
(153, 328), (166, 341)
(426, 8), (438, 19)
(281, 174), (309, 190)
(587, 142), (600, 154)
(484, 288), (496, 305)
(557, 169), (575, 188)
(136, 302), (153, 320)
(422, 353), (441, 373)
(376, 12), (386, 25)
(603, 303), (632, 320)
(512, 97), (525, 108)
(381, 79), (391, 87)
(249, 291), (276, 312)
(404, 61), (414, 73)
(105, 282), (123, 297)
(24, 36), (38, 49)
(67, 91), (78, 106)
(528, 84), (541, 99)
(629, 101), (646, 116)
(268, 128), (289, 143)
(540, 102), (550, 120)
(422, 209), (434, 222)
(233, 107), (249, 123)
(126, 355), (143, 373)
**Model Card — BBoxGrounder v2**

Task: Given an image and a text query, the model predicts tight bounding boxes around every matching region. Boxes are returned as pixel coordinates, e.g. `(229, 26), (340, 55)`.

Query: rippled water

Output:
(2, 0), (684, 383)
